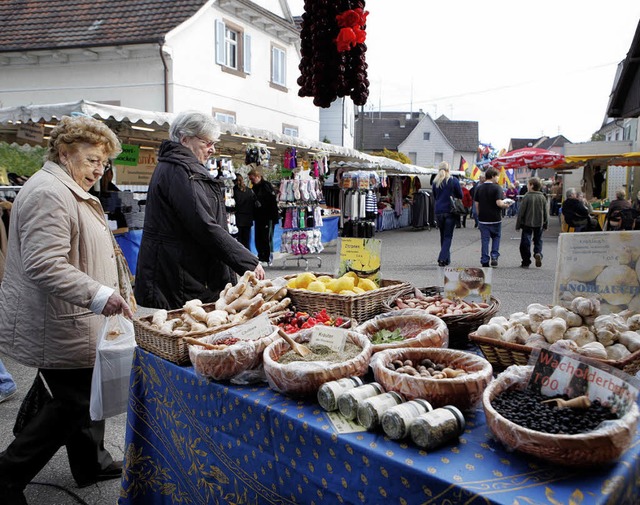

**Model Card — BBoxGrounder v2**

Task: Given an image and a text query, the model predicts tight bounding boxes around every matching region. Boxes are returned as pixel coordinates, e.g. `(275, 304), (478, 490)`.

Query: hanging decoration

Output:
(297, 0), (370, 108)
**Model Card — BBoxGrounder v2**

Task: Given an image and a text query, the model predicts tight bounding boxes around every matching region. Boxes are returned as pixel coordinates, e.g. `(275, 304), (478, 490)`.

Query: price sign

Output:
(230, 314), (273, 341)
(309, 326), (348, 352)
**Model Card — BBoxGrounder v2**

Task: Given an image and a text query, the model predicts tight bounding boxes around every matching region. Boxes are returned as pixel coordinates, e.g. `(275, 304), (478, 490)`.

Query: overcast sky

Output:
(289, 1), (640, 150)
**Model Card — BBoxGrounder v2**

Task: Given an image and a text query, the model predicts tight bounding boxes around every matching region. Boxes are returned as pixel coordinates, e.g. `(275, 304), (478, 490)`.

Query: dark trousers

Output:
(519, 226), (544, 265)
(435, 212), (456, 265)
(254, 220), (274, 262)
(236, 225), (252, 250)
(0, 368), (113, 490)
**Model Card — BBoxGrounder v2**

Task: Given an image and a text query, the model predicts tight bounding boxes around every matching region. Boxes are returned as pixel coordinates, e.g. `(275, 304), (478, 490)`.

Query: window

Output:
(215, 19), (251, 75)
(408, 152), (417, 164)
(423, 132), (431, 141)
(434, 152), (443, 164)
(214, 110), (236, 124)
(283, 125), (298, 137)
(383, 133), (390, 138)
(271, 46), (286, 87)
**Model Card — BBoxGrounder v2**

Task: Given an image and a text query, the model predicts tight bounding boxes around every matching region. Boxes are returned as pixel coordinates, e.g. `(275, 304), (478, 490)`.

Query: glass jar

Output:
(317, 376), (364, 411)
(381, 399), (433, 440)
(337, 382), (385, 420)
(409, 406), (465, 450)
(357, 391), (405, 430)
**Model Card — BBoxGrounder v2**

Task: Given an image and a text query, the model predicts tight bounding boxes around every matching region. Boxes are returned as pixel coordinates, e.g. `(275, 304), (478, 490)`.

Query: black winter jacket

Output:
(233, 185), (256, 227)
(251, 179), (279, 224)
(135, 141), (259, 309)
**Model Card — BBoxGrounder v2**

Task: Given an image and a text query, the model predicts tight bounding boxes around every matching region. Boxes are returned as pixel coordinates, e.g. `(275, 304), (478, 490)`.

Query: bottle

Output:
(409, 406), (466, 450)
(381, 399), (433, 440)
(317, 376), (364, 411)
(337, 382), (385, 420)
(357, 391), (405, 430)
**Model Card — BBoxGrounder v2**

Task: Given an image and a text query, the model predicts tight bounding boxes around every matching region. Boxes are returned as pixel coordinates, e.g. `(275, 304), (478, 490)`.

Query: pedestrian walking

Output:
(473, 167), (512, 267)
(515, 177), (548, 268)
(461, 182), (473, 228)
(431, 161), (463, 267)
(233, 174), (256, 250)
(469, 173), (486, 228)
(248, 166), (279, 266)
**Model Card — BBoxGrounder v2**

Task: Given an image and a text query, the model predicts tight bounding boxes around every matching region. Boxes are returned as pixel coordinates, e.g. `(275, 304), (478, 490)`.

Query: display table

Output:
(119, 348), (640, 505)
(377, 206), (412, 232)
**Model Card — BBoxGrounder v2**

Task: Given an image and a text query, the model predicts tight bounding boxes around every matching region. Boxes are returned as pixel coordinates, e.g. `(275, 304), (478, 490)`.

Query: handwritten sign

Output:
(114, 144), (140, 167)
(309, 326), (348, 352)
(230, 314), (273, 341)
(338, 237), (381, 284)
(16, 122), (44, 144)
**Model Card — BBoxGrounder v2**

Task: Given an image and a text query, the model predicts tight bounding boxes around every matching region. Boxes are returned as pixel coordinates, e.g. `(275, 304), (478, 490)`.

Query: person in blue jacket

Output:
(431, 162), (463, 267)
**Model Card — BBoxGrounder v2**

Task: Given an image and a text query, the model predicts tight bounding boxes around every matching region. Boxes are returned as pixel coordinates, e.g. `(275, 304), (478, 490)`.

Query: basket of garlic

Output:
(133, 272), (292, 364)
(469, 296), (640, 375)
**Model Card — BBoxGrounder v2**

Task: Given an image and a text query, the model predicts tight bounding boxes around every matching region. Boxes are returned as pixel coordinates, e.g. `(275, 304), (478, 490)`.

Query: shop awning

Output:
(558, 152), (640, 168)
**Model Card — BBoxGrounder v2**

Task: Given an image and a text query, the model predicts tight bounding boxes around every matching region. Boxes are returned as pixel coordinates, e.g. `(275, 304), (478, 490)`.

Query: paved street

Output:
(0, 215), (562, 504)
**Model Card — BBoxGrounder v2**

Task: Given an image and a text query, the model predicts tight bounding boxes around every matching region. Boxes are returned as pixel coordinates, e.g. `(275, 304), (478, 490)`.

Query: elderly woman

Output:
(135, 111), (264, 310)
(431, 161), (463, 267)
(0, 115), (134, 502)
(605, 187), (633, 230)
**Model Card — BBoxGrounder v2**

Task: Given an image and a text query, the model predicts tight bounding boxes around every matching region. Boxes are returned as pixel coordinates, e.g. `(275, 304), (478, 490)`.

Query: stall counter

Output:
(118, 348), (640, 505)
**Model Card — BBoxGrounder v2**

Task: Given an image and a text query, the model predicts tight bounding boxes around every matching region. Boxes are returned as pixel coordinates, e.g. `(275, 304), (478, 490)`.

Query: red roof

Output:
(0, 0), (208, 51)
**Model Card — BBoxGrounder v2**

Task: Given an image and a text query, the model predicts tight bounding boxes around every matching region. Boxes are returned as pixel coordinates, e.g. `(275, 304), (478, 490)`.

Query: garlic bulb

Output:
(551, 305), (583, 327)
(627, 314), (640, 332)
(508, 311), (531, 330)
(577, 342), (608, 359)
(539, 317), (568, 344)
(502, 323), (529, 344)
(617, 331), (640, 353)
(570, 297), (600, 317)
(549, 339), (579, 354)
(593, 314), (629, 334)
(527, 304), (552, 333)
(525, 333), (546, 348)
(606, 343), (631, 361)
(487, 316), (510, 330)
(476, 323), (505, 340)
(564, 326), (596, 347)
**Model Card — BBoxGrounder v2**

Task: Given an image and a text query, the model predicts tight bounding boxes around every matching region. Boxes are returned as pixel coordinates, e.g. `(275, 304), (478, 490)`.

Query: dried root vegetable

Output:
(392, 291), (488, 317)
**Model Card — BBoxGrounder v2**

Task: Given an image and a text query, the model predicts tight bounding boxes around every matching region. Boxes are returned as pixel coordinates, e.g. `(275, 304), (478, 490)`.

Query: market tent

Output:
(0, 100), (432, 173)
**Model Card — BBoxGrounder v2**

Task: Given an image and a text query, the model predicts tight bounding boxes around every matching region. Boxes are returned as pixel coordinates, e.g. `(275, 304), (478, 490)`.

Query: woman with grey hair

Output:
(135, 111), (264, 310)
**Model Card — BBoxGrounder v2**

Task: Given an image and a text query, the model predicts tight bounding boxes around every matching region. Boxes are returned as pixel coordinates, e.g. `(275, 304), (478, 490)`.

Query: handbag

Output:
(449, 196), (466, 216)
(89, 314), (136, 421)
(13, 372), (52, 436)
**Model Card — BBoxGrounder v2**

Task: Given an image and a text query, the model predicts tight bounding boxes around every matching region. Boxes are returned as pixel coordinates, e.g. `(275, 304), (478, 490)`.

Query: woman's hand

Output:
(254, 263), (265, 280)
(102, 292), (134, 319)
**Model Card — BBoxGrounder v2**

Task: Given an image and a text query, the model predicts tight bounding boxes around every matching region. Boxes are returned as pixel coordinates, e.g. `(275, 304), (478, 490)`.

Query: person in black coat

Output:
(561, 188), (599, 231)
(233, 174), (255, 250)
(135, 111), (264, 310)
(248, 166), (279, 265)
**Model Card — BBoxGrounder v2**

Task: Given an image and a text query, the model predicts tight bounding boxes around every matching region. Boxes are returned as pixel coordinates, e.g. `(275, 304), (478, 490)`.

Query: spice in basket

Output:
(491, 389), (618, 435)
(410, 406), (466, 450)
(381, 399), (433, 440)
(277, 309), (345, 334)
(317, 376), (364, 411)
(357, 391), (405, 430)
(338, 382), (385, 420)
(371, 328), (404, 345)
(277, 342), (361, 365)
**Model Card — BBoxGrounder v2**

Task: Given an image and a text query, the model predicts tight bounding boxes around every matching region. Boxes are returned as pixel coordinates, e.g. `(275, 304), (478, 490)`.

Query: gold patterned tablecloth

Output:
(118, 348), (640, 505)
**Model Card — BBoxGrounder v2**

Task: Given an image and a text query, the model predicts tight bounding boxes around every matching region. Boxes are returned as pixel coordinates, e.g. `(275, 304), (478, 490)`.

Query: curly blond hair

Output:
(47, 115), (121, 164)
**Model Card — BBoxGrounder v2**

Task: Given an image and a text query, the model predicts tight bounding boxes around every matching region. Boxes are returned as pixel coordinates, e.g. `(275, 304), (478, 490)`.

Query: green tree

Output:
(370, 148), (412, 165)
(0, 142), (45, 178)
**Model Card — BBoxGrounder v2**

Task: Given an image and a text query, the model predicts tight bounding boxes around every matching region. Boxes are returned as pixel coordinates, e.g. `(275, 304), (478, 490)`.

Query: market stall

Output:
(119, 347), (640, 505)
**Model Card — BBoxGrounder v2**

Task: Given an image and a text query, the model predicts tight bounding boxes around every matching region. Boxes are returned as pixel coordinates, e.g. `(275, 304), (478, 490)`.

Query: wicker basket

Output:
(370, 347), (493, 411)
(470, 332), (640, 376)
(286, 275), (411, 323)
(483, 365), (640, 466)
(263, 329), (372, 397)
(355, 309), (449, 353)
(384, 286), (500, 349)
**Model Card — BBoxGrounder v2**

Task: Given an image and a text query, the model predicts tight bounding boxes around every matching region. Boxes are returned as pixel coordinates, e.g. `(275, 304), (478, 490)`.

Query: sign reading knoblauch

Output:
(338, 237), (382, 284)
(553, 231), (640, 314)
(113, 144), (157, 185)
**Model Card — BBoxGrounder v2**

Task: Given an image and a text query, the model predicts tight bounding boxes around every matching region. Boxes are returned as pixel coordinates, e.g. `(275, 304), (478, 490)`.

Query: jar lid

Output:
(413, 399), (433, 412)
(443, 405), (466, 431)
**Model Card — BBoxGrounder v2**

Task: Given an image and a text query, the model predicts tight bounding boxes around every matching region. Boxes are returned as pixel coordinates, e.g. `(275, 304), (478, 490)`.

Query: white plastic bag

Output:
(90, 315), (136, 421)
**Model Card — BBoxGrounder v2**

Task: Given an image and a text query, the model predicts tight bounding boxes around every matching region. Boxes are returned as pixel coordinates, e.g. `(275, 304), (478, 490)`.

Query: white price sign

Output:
(230, 314), (273, 341)
(309, 326), (348, 352)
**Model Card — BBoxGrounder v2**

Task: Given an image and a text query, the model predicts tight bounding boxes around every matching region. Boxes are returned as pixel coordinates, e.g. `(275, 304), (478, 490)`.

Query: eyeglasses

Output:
(195, 136), (216, 148)
(85, 157), (109, 169)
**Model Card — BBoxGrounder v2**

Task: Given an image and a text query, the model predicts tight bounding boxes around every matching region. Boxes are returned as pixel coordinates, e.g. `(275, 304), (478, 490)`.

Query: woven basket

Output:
(286, 275), (411, 323)
(370, 347), (493, 411)
(134, 303), (281, 365)
(483, 365), (640, 466)
(384, 286), (500, 349)
(470, 332), (640, 376)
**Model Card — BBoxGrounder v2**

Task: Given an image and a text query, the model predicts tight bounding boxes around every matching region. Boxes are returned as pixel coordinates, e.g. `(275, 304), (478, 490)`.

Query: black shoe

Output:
(490, 259), (498, 267)
(520, 263), (530, 268)
(438, 261), (446, 267)
(481, 263), (490, 268)
(534, 253), (542, 268)
(77, 460), (123, 488)
(0, 485), (27, 505)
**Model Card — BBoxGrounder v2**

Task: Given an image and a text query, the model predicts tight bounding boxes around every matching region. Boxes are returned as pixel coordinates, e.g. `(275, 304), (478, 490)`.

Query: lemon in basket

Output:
(358, 278), (377, 292)
(295, 272), (317, 289)
(307, 280), (327, 292)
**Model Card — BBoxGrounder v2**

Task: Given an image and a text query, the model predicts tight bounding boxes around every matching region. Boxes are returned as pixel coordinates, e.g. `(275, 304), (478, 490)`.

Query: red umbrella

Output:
(490, 148), (565, 170)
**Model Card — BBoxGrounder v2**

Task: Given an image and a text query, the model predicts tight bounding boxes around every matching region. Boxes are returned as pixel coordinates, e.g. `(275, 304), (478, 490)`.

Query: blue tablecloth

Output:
(119, 348), (640, 505)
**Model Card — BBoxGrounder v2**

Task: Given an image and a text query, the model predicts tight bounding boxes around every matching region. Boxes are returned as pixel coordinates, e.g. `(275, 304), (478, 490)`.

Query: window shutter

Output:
(243, 33), (251, 74)
(215, 19), (225, 65)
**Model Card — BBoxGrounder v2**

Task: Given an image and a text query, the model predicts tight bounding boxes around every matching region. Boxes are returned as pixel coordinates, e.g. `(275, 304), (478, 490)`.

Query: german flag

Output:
(459, 157), (469, 174)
